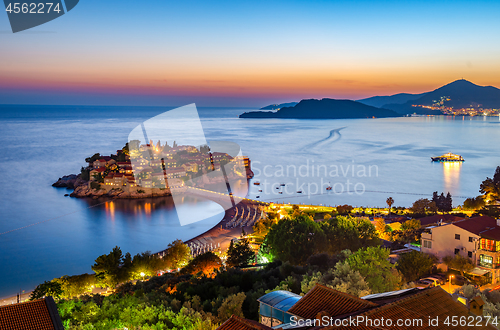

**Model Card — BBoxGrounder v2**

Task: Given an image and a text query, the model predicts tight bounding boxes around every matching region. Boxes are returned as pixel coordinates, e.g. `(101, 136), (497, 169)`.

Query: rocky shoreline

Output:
(53, 174), (173, 199)
(52, 167), (254, 199)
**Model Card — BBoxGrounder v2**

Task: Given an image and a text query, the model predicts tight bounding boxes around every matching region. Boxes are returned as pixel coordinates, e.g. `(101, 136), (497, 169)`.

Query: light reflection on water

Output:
(442, 162), (462, 196)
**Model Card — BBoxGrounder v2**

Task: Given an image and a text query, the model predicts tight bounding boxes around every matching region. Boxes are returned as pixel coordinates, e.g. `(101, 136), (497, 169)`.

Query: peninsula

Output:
(239, 98), (401, 119)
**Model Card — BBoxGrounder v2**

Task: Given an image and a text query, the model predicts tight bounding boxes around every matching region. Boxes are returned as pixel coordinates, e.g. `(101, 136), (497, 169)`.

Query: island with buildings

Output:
(53, 141), (254, 199)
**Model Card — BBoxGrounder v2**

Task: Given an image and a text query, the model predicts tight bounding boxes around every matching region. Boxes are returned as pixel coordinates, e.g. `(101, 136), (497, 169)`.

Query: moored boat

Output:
(431, 153), (464, 162)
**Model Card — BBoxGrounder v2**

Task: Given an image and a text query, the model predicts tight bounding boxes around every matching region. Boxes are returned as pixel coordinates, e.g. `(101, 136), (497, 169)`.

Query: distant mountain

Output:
(358, 92), (427, 108)
(260, 102), (298, 110)
(240, 98), (401, 119)
(373, 79), (500, 114)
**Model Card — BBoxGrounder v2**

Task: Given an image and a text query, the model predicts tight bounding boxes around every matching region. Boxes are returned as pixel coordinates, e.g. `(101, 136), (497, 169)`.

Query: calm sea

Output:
(0, 104), (499, 297)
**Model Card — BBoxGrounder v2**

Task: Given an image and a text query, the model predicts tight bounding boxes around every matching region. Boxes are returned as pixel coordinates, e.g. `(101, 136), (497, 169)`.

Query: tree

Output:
(301, 262), (371, 297)
(53, 274), (96, 299)
(85, 153), (101, 163)
(432, 191), (453, 213)
(226, 238), (255, 267)
(266, 214), (327, 265)
(216, 292), (247, 323)
(409, 198), (437, 216)
(322, 216), (379, 254)
(346, 246), (402, 293)
(374, 217), (390, 240)
(91, 246), (129, 288)
(401, 219), (421, 231)
(182, 252), (222, 276)
(336, 205), (353, 215)
(480, 166), (500, 203)
(129, 251), (164, 279)
(396, 251), (437, 282)
(442, 254), (474, 276)
(386, 197), (394, 213)
(163, 239), (191, 270)
(30, 281), (63, 300)
(463, 196), (486, 211)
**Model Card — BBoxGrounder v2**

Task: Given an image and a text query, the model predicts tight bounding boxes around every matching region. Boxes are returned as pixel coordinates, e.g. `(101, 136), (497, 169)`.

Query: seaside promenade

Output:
(157, 186), (268, 257)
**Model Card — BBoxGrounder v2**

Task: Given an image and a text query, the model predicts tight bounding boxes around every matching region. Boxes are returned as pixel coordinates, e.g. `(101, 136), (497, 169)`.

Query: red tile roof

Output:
(419, 214), (464, 226)
(216, 315), (273, 330)
(287, 284), (378, 320)
(453, 216), (497, 235)
(0, 297), (64, 330)
(481, 227), (500, 241)
(324, 286), (496, 330)
(91, 167), (106, 173)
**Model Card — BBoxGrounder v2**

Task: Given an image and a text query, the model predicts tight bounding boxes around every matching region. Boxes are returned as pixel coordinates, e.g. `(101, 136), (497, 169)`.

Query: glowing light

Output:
(442, 162), (462, 195)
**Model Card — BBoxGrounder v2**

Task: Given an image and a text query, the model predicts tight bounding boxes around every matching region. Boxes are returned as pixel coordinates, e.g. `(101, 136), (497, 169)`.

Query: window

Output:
(480, 239), (497, 251)
(469, 237), (474, 242)
(455, 248), (460, 255)
(480, 254), (494, 268)
(423, 240), (432, 248)
(468, 251), (473, 258)
(455, 234), (461, 240)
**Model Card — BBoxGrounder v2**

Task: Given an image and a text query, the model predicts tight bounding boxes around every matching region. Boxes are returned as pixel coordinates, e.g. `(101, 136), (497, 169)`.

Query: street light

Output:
(449, 275), (454, 293)
(140, 272), (145, 280)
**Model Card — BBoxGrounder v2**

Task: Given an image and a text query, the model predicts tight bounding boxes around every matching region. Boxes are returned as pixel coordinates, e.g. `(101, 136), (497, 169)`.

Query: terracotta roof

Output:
(481, 227), (500, 240)
(287, 284), (378, 320)
(91, 167), (106, 173)
(0, 297), (64, 330)
(216, 315), (273, 330)
(453, 216), (497, 235)
(323, 286), (496, 330)
(419, 214), (464, 226)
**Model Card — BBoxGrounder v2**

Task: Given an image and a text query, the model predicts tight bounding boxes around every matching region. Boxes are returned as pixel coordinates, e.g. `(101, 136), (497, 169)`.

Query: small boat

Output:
(258, 189), (262, 192)
(256, 196), (260, 198)
(276, 186), (280, 189)
(326, 182), (332, 190)
(431, 153), (464, 162)
(280, 183), (286, 186)
(297, 190), (302, 194)
(279, 191), (283, 194)
(253, 181), (260, 185)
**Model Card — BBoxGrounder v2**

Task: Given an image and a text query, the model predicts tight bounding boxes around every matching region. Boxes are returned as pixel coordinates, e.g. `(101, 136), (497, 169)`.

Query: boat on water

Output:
(253, 181), (260, 185)
(431, 153), (464, 162)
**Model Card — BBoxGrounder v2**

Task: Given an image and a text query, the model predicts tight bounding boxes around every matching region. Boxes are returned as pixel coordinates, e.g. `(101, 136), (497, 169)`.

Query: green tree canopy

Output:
(463, 196), (486, 211)
(409, 198), (438, 216)
(300, 261), (371, 297)
(323, 216), (380, 254)
(480, 166), (500, 203)
(163, 239), (191, 270)
(226, 238), (255, 268)
(30, 281), (63, 300)
(91, 246), (129, 288)
(346, 246), (402, 293)
(85, 153), (101, 163)
(443, 254), (474, 276)
(396, 251), (437, 282)
(266, 214), (327, 265)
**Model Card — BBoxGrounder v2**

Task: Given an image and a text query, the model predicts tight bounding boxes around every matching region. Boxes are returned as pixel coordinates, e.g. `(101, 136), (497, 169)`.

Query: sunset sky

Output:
(1, 0), (500, 107)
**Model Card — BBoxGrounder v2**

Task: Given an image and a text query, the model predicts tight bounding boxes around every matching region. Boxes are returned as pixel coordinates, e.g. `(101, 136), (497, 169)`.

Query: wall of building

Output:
(421, 224), (479, 262)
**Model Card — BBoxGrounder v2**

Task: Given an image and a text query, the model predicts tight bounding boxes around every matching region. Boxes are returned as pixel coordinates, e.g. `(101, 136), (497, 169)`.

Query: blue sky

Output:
(1, 0), (500, 106)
